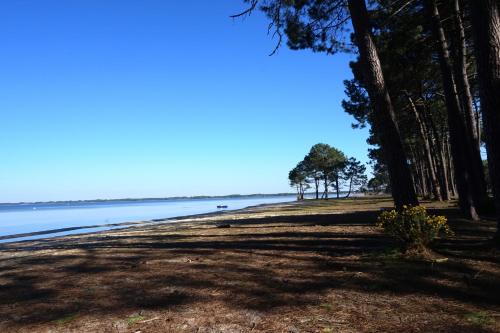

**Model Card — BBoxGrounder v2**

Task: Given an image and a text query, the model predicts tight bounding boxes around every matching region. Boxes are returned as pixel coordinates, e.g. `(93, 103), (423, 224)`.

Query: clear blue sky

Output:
(0, 1), (370, 203)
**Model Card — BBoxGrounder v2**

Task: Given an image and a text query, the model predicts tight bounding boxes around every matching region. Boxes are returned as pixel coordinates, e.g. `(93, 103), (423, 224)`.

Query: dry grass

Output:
(0, 197), (499, 332)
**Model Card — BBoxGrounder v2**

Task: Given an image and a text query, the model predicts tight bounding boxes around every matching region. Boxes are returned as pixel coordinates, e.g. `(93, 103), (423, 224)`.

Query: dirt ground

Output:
(0, 197), (499, 333)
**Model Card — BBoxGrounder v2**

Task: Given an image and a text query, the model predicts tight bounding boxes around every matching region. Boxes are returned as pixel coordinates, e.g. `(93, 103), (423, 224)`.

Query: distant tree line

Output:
(289, 143), (367, 200)
(236, 0), (500, 240)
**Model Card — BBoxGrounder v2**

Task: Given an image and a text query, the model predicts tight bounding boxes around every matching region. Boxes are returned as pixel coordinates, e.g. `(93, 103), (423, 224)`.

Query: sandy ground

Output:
(0, 197), (499, 332)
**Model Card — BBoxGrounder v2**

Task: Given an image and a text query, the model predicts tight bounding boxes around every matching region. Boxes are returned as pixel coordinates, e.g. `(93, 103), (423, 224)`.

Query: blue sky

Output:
(0, 1), (370, 202)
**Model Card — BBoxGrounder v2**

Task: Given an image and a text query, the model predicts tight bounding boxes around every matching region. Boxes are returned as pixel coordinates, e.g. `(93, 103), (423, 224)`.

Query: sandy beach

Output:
(0, 197), (499, 332)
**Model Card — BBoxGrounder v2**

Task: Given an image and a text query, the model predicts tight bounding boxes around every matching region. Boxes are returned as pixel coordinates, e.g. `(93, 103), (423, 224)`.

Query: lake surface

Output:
(0, 196), (298, 243)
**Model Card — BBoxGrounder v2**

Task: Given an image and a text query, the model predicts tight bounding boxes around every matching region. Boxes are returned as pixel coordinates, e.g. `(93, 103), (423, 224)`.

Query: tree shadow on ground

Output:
(0, 206), (498, 331)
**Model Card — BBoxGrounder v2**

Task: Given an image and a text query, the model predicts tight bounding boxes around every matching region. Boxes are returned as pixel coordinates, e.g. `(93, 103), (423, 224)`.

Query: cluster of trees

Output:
(236, 0), (500, 239)
(289, 143), (367, 200)
(341, 0), (488, 218)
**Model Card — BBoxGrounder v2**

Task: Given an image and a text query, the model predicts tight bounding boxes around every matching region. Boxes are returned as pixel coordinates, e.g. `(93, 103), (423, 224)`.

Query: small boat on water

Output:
(217, 205), (228, 209)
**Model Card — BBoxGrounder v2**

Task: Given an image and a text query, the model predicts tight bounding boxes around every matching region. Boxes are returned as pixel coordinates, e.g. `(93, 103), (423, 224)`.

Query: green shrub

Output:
(376, 205), (451, 252)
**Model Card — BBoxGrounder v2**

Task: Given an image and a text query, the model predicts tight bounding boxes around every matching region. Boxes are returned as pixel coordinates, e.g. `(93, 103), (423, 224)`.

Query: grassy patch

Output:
(362, 247), (402, 261)
(127, 314), (145, 325)
(465, 311), (494, 327)
(320, 303), (334, 311)
(54, 314), (77, 325)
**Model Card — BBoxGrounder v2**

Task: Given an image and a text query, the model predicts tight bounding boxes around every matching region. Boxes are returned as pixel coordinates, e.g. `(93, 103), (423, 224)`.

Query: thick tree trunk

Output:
(348, 0), (418, 209)
(452, 0), (480, 150)
(451, 0), (488, 205)
(426, 0), (484, 220)
(405, 92), (442, 201)
(314, 177), (320, 200)
(468, 0), (500, 237)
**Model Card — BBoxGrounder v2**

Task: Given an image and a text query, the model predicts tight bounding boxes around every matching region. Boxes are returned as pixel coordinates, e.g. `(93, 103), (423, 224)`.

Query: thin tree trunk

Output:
(324, 176), (329, 200)
(348, 0), (418, 209)
(426, 0), (483, 220)
(429, 122), (451, 201)
(445, 137), (457, 198)
(410, 145), (426, 198)
(408, 147), (422, 197)
(346, 177), (353, 198)
(405, 91), (442, 201)
(419, 154), (430, 199)
(468, 0), (500, 237)
(437, 135), (451, 200)
(421, 98), (451, 200)
(336, 175), (340, 198)
(472, 97), (482, 145)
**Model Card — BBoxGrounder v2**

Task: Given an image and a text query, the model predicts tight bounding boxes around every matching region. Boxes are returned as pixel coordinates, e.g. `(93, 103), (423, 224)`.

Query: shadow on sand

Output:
(0, 206), (498, 331)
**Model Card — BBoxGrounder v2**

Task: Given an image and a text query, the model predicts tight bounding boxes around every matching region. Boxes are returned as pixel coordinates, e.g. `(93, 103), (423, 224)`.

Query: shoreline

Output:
(0, 198), (301, 245)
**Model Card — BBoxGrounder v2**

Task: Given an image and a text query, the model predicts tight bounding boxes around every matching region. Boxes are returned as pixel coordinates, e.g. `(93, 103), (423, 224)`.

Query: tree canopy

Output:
(238, 0), (500, 238)
(289, 144), (367, 199)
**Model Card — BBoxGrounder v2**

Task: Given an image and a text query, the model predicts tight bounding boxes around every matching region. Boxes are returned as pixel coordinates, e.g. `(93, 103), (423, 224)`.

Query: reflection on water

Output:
(0, 196), (297, 243)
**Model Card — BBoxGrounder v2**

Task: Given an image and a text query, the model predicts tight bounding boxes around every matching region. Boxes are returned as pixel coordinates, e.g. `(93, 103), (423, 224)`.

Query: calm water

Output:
(0, 196), (297, 243)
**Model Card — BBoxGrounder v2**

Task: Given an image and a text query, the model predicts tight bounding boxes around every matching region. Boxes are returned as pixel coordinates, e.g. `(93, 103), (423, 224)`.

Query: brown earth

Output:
(0, 197), (499, 332)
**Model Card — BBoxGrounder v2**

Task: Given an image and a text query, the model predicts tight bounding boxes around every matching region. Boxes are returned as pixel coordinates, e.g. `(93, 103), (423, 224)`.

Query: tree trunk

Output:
(409, 154), (422, 197)
(451, 0), (488, 205)
(422, 98), (451, 200)
(437, 137), (451, 200)
(426, 0), (484, 220)
(468, 0), (500, 237)
(348, 0), (418, 209)
(452, 0), (480, 150)
(445, 137), (458, 198)
(314, 177), (320, 200)
(336, 175), (340, 198)
(472, 98), (482, 146)
(405, 92), (442, 201)
(324, 176), (329, 200)
(419, 155), (430, 199)
(346, 177), (353, 198)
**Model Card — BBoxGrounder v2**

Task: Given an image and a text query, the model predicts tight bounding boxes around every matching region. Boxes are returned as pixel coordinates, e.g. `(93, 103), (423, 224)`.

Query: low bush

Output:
(376, 205), (451, 253)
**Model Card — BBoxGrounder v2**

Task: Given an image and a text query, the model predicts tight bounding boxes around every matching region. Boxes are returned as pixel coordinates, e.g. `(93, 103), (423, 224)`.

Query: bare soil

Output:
(0, 197), (499, 332)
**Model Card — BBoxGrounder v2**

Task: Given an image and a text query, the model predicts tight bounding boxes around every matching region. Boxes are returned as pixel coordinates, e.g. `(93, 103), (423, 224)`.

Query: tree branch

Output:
(230, 0), (259, 18)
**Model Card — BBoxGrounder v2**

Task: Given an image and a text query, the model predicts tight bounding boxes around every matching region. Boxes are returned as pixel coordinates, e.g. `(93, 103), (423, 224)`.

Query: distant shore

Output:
(0, 191), (364, 206)
(0, 193), (299, 206)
